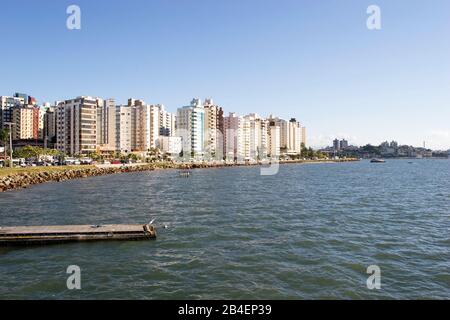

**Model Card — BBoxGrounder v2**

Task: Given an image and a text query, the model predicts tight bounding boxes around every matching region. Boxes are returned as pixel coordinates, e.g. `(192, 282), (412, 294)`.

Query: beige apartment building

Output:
(203, 98), (224, 159)
(267, 115), (287, 150)
(268, 123), (281, 158)
(56, 97), (100, 156)
(109, 99), (176, 154)
(12, 107), (36, 140)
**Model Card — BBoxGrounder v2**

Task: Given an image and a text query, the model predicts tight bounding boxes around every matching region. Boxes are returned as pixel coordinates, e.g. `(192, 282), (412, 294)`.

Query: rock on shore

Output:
(0, 159), (358, 193)
(0, 165), (158, 193)
(0, 162), (234, 192)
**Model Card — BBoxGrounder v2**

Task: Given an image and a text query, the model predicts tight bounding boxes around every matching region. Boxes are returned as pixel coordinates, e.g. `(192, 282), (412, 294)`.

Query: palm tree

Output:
(0, 128), (9, 165)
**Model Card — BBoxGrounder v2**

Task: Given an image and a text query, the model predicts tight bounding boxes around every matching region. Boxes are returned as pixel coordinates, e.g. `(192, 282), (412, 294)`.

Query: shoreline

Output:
(0, 159), (358, 193)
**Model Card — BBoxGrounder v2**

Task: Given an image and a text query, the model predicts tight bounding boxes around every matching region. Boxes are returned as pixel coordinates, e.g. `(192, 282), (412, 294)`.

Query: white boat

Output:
(370, 159), (386, 163)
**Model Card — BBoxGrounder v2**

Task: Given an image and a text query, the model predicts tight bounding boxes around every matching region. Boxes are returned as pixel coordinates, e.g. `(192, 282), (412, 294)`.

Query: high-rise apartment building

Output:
(96, 98), (116, 147)
(104, 99), (174, 154)
(287, 118), (302, 154)
(333, 139), (340, 151)
(127, 99), (160, 151)
(267, 115), (287, 151)
(268, 123), (281, 158)
(203, 98), (224, 159)
(1, 94), (26, 129)
(301, 127), (306, 147)
(158, 104), (176, 137)
(56, 96), (99, 156)
(12, 107), (36, 140)
(176, 99), (205, 158)
(115, 105), (135, 154)
(223, 112), (241, 161)
(237, 114), (268, 161)
(43, 106), (57, 148)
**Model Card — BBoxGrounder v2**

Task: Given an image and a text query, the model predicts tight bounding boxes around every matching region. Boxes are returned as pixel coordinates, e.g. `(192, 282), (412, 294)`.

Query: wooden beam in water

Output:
(0, 224), (156, 246)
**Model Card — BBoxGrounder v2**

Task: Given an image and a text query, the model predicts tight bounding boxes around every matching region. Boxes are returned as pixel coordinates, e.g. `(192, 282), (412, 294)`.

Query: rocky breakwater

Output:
(0, 165), (157, 193)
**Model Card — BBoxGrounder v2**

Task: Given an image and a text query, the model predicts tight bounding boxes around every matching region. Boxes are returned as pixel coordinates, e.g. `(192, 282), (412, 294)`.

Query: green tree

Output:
(13, 146), (64, 161)
(14, 145), (40, 159)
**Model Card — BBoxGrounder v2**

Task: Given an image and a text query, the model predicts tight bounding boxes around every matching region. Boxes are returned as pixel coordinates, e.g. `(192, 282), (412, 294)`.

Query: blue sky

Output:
(1, 0), (449, 149)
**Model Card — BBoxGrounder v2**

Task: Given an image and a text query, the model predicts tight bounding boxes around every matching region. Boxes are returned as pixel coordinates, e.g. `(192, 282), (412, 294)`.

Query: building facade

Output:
(56, 97), (99, 156)
(203, 98), (224, 159)
(158, 104), (176, 137)
(286, 118), (302, 154)
(176, 99), (205, 159)
(159, 136), (182, 155)
(1, 94), (27, 129)
(12, 107), (36, 140)
(43, 106), (57, 148)
(223, 112), (241, 161)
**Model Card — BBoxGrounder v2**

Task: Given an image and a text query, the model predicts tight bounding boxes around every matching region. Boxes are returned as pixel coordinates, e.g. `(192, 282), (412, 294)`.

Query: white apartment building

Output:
(115, 105), (135, 154)
(176, 99), (205, 159)
(158, 104), (176, 137)
(301, 126), (306, 146)
(159, 136), (182, 155)
(223, 112), (241, 161)
(1, 95), (26, 128)
(287, 118), (302, 154)
(237, 114), (269, 161)
(56, 96), (99, 155)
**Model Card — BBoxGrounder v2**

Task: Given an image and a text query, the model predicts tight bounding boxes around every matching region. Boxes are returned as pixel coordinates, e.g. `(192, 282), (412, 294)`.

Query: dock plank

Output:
(0, 224), (146, 235)
(0, 224), (156, 246)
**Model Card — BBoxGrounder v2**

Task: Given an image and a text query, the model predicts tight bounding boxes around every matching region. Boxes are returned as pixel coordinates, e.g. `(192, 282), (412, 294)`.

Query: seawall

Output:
(0, 159), (358, 193)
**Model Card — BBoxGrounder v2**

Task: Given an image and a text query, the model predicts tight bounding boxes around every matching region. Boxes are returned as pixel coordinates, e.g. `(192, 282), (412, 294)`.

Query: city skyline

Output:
(2, 91), (449, 152)
(1, 0), (449, 149)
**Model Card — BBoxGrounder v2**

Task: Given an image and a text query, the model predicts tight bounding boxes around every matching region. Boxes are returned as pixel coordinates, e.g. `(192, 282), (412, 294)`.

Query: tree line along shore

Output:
(0, 159), (358, 193)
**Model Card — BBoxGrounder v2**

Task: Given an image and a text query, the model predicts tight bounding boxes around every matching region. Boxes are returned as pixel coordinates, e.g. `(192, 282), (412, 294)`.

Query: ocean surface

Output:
(0, 159), (449, 299)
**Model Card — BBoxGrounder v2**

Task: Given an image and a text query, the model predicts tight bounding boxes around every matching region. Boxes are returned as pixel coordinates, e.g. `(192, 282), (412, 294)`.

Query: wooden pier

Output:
(0, 224), (156, 246)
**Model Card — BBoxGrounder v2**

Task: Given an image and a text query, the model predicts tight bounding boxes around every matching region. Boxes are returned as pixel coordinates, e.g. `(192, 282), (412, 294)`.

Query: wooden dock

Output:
(0, 224), (156, 246)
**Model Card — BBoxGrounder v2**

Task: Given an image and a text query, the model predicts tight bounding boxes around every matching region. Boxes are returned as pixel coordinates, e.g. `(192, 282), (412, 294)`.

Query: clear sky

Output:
(1, 0), (449, 149)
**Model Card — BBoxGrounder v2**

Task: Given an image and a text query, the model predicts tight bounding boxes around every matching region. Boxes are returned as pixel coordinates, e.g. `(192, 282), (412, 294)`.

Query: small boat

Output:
(370, 159), (386, 163)
(179, 170), (191, 178)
